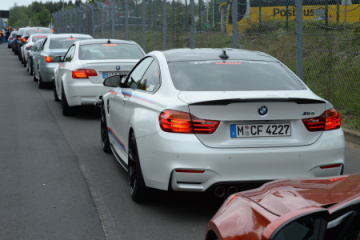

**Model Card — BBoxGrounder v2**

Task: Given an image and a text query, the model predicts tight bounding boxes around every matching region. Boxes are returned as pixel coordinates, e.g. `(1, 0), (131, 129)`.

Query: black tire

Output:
(23, 58), (26, 67)
(128, 133), (148, 202)
(53, 83), (60, 102)
(100, 104), (111, 153)
(38, 75), (45, 89)
(61, 85), (72, 116)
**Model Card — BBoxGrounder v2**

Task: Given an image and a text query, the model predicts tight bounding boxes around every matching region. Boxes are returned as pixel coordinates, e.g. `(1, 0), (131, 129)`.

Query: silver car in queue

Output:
(33, 33), (93, 88)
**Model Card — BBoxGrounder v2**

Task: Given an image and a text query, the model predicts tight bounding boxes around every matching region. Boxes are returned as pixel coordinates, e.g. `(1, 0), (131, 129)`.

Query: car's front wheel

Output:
(100, 104), (111, 153)
(128, 133), (148, 202)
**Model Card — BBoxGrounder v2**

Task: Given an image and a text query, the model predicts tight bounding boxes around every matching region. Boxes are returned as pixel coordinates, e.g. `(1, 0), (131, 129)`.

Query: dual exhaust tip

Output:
(213, 185), (239, 198)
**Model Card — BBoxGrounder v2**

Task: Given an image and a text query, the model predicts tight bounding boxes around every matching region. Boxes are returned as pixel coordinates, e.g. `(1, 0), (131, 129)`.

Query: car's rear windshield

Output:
(25, 28), (52, 35)
(168, 60), (306, 91)
(49, 37), (90, 49)
(79, 43), (144, 60)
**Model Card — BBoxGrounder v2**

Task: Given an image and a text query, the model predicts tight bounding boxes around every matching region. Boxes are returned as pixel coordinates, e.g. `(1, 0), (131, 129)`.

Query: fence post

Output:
(87, 3), (96, 38)
(109, 0), (115, 39)
(190, 0), (195, 48)
(199, 0), (202, 32)
(125, 0), (129, 40)
(232, 0), (238, 48)
(142, 0), (147, 52)
(295, 0), (303, 80)
(162, 0), (167, 49)
(325, 0), (328, 33)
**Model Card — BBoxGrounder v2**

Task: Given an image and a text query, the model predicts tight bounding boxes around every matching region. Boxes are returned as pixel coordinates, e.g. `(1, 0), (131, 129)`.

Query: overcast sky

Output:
(1, 0), (70, 11)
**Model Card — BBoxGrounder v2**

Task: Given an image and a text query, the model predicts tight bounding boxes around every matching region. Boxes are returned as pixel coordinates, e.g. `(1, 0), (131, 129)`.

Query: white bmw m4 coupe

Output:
(99, 48), (345, 202)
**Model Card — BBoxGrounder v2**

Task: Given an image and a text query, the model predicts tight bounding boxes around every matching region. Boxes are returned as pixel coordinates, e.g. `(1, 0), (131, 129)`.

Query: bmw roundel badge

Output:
(258, 106), (268, 116)
(116, 66), (121, 70)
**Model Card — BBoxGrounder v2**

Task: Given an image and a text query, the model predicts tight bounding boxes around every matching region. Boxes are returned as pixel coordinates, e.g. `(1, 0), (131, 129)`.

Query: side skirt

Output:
(110, 144), (128, 172)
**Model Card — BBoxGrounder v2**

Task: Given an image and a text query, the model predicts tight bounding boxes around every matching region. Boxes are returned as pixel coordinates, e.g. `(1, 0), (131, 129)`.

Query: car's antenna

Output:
(219, 50), (229, 60)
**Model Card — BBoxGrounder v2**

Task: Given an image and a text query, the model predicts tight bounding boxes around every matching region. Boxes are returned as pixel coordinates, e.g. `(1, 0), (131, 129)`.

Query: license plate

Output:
(102, 71), (127, 79)
(231, 123), (291, 138)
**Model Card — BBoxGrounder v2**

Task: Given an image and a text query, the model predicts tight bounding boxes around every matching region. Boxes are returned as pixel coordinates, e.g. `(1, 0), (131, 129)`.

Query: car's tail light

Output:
(302, 108), (341, 132)
(21, 37), (28, 43)
(45, 56), (53, 62)
(17, 36), (21, 40)
(9, 37), (13, 40)
(72, 69), (98, 79)
(159, 110), (220, 134)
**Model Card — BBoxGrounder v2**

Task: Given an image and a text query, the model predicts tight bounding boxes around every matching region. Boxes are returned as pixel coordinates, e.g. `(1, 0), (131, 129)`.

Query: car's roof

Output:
(161, 48), (277, 62)
(77, 39), (138, 45)
(46, 33), (93, 39)
(241, 173), (360, 216)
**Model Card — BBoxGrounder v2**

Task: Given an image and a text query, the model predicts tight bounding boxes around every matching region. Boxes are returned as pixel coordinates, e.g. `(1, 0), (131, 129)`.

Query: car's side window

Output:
(126, 57), (154, 90)
(64, 46), (75, 62)
(137, 59), (161, 92)
(40, 38), (47, 50)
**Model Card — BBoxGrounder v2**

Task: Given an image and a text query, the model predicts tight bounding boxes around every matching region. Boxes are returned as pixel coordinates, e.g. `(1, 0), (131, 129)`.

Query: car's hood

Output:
(240, 174), (360, 216)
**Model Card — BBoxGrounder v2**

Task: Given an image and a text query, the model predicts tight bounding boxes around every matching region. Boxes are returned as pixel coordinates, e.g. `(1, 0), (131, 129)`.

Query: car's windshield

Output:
(325, 198), (360, 240)
(168, 60), (307, 91)
(49, 37), (90, 49)
(79, 43), (144, 60)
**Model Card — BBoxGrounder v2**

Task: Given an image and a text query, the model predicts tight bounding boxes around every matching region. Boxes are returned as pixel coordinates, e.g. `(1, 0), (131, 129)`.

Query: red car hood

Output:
(241, 174), (360, 216)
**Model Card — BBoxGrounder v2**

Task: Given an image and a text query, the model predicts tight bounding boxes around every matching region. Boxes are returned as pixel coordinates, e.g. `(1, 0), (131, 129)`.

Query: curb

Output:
(343, 129), (360, 145)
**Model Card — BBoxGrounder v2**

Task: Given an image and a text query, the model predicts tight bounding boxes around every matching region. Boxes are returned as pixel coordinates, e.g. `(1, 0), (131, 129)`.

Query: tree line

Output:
(8, 0), (86, 28)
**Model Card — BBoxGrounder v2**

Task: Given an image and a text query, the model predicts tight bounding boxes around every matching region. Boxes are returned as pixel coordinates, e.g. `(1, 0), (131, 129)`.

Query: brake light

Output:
(72, 69), (98, 79)
(45, 56), (53, 62)
(159, 110), (220, 134)
(17, 36), (21, 40)
(302, 108), (341, 132)
(21, 37), (28, 43)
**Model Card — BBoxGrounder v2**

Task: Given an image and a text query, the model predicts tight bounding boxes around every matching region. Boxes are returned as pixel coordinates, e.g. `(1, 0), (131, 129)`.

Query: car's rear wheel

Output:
(61, 85), (72, 116)
(100, 104), (111, 153)
(53, 83), (60, 102)
(128, 133), (148, 202)
(38, 75), (45, 89)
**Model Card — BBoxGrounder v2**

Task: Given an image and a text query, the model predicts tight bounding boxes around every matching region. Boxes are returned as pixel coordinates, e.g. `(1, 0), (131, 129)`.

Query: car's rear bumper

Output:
(136, 128), (345, 192)
(63, 81), (111, 107)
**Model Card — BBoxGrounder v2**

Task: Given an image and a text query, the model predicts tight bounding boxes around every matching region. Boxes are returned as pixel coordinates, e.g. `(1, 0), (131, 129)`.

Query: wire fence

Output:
(52, 0), (360, 130)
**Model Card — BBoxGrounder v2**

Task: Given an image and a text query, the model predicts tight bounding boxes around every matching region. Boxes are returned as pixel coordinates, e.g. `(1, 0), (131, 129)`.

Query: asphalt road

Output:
(0, 43), (359, 240)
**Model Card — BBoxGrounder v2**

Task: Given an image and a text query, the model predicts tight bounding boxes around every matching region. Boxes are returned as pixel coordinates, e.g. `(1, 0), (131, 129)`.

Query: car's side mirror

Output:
(52, 56), (63, 62)
(103, 75), (123, 88)
(262, 208), (328, 240)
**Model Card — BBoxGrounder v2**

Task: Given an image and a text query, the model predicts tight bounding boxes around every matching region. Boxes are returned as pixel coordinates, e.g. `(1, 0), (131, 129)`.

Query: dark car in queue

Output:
(14, 27), (27, 56)
(8, 30), (17, 49)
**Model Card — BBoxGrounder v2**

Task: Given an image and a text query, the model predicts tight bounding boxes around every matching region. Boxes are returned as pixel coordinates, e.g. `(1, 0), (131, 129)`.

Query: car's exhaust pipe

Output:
(213, 186), (226, 198)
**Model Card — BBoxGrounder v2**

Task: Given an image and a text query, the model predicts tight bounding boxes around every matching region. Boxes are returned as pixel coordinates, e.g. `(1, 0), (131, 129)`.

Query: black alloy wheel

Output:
(128, 133), (148, 202)
(100, 104), (111, 153)
(38, 75), (45, 89)
(61, 85), (72, 116)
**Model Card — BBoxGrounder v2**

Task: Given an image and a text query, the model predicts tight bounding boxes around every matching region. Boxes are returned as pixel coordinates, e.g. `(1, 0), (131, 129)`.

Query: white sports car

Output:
(100, 48), (345, 202)
(53, 39), (145, 115)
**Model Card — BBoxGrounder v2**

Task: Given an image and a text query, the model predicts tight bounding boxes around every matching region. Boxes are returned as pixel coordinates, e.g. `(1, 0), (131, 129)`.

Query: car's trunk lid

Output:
(178, 91), (326, 148)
